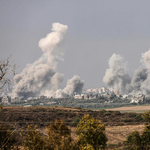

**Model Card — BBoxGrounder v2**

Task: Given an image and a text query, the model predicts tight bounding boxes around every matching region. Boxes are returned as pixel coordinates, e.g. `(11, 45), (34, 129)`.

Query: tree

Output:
(20, 125), (46, 150)
(76, 114), (108, 150)
(141, 125), (150, 149)
(123, 130), (142, 150)
(46, 119), (73, 150)
(0, 56), (16, 89)
(123, 111), (150, 150)
(0, 57), (17, 149)
(21, 119), (74, 150)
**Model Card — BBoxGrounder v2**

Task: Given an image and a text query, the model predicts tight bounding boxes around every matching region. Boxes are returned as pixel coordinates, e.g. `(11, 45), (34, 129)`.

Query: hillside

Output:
(0, 106), (144, 129)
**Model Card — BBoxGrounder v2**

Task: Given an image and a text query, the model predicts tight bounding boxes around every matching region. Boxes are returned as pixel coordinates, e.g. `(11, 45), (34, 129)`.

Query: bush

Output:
(114, 111), (121, 115)
(105, 112), (112, 116)
(76, 114), (108, 150)
(123, 130), (141, 150)
(72, 116), (81, 127)
(135, 115), (144, 122)
(127, 112), (136, 117)
(121, 118), (132, 122)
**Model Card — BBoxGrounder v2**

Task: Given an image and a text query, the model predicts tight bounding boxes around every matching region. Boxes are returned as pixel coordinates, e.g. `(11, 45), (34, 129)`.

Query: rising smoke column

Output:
(55, 75), (84, 98)
(11, 23), (68, 99)
(103, 54), (131, 94)
(139, 50), (150, 94)
(131, 50), (150, 94)
(131, 66), (148, 93)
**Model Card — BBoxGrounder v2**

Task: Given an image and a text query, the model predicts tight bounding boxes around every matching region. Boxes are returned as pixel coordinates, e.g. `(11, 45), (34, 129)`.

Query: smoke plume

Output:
(103, 54), (131, 94)
(104, 49), (150, 95)
(131, 66), (148, 93)
(55, 75), (84, 98)
(11, 22), (84, 99)
(139, 50), (150, 94)
(11, 23), (68, 99)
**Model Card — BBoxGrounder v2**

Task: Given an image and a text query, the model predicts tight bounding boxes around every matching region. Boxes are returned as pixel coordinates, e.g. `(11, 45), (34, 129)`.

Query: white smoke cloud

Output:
(131, 66), (148, 93)
(104, 49), (150, 95)
(55, 75), (84, 98)
(139, 49), (150, 94)
(39, 23), (68, 53)
(11, 22), (84, 99)
(141, 50), (150, 69)
(103, 53), (131, 94)
(11, 23), (68, 99)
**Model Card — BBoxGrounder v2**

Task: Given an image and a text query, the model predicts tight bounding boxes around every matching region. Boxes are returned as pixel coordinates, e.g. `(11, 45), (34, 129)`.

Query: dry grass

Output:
(106, 105), (150, 113)
(39, 124), (144, 143)
(37, 124), (145, 150)
(106, 124), (144, 144)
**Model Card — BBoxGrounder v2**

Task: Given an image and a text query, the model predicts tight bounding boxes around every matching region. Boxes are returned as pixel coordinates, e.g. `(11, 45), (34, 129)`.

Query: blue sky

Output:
(1, 0), (150, 88)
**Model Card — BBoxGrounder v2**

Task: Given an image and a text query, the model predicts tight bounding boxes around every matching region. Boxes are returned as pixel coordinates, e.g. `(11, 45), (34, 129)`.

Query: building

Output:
(74, 94), (84, 99)
(11, 97), (21, 103)
(2, 96), (11, 103)
(84, 94), (89, 99)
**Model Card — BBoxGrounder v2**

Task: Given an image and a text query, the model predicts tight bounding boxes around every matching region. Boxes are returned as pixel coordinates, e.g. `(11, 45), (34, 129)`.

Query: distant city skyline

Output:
(1, 1), (150, 90)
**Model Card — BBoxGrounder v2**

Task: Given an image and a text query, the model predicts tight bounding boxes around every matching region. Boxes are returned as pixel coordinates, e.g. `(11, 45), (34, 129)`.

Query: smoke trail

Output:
(11, 23), (68, 99)
(103, 54), (131, 94)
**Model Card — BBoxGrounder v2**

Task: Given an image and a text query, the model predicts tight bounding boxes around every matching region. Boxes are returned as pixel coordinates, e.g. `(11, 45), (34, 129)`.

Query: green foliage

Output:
(121, 118), (132, 122)
(46, 119), (72, 149)
(73, 116), (81, 127)
(127, 112), (136, 117)
(124, 130), (141, 150)
(76, 114), (108, 150)
(142, 110), (150, 122)
(140, 125), (150, 149)
(113, 111), (121, 115)
(0, 105), (3, 110)
(21, 120), (74, 150)
(104, 112), (112, 116)
(20, 125), (46, 150)
(135, 115), (144, 122)
(123, 111), (150, 150)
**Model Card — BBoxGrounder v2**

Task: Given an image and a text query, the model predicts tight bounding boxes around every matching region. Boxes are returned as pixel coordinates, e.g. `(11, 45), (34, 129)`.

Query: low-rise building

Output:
(2, 96), (11, 103)
(11, 97), (20, 103)
(74, 94), (84, 99)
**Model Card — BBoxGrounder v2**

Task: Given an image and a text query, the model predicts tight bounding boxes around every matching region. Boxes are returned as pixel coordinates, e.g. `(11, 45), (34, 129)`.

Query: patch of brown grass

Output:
(106, 105), (150, 113)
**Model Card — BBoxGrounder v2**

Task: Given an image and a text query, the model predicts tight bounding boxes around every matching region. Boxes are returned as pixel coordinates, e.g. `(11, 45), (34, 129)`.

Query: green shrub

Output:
(114, 111), (121, 115)
(124, 130), (141, 150)
(127, 112), (136, 117)
(107, 143), (118, 148)
(72, 116), (81, 127)
(135, 115), (144, 122)
(121, 118), (132, 122)
(105, 112), (112, 116)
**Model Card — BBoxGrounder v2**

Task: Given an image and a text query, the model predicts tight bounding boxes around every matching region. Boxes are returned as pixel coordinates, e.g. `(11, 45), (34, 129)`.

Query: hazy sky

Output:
(1, 1), (150, 89)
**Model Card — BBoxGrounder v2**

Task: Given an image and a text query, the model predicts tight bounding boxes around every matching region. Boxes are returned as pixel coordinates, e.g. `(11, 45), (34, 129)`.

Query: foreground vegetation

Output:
(1, 106), (150, 149)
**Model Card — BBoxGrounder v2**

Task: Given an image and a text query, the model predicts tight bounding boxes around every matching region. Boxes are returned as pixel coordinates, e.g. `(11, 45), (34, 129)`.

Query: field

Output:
(40, 124), (145, 149)
(0, 106), (147, 149)
(106, 105), (150, 113)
